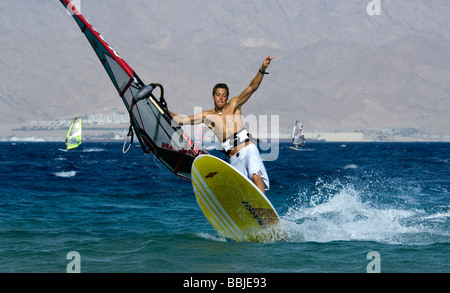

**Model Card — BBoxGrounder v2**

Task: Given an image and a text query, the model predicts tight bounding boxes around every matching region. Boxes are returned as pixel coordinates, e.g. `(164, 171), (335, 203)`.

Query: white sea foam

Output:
(342, 164), (358, 169)
(422, 211), (450, 222)
(54, 157), (67, 161)
(54, 171), (76, 178)
(82, 148), (104, 152)
(281, 181), (427, 244)
(195, 232), (227, 242)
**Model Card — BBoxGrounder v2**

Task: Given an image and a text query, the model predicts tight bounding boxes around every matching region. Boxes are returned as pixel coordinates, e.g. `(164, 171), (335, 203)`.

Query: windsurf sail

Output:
(292, 121), (305, 148)
(59, 0), (207, 180)
(65, 117), (82, 150)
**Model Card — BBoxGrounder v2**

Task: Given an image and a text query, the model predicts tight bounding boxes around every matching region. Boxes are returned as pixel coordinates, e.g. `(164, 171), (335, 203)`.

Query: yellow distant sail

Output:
(65, 117), (82, 150)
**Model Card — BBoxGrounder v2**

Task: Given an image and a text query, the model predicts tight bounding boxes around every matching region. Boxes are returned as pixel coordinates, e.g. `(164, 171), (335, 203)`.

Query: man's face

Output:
(213, 88), (228, 109)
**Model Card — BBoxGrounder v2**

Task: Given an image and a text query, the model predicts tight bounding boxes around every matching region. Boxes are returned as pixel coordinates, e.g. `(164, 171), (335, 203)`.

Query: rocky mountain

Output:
(1, 0), (449, 137)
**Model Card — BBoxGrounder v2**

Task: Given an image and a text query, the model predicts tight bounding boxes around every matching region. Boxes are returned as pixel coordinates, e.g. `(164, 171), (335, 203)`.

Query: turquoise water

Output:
(0, 142), (448, 273)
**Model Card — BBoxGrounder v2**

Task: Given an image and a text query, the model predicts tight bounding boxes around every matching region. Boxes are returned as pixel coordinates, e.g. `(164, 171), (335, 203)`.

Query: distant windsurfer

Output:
(170, 56), (274, 194)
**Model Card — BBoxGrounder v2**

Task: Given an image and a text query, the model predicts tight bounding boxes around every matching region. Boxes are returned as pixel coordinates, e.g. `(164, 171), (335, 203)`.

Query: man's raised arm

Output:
(232, 56), (274, 107)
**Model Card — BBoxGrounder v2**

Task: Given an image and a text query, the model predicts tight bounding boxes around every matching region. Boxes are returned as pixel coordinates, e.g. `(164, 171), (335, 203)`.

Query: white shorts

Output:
(229, 143), (270, 190)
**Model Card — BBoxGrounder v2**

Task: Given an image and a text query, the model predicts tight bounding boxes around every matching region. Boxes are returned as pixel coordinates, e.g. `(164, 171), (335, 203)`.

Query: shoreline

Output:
(2, 137), (450, 143)
(1, 125), (449, 143)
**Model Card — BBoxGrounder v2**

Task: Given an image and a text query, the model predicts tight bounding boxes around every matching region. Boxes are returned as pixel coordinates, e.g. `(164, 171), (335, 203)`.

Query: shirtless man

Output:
(170, 56), (274, 194)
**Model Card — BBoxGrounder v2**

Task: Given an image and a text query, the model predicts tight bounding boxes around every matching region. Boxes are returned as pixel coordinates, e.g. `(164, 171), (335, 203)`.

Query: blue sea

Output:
(0, 141), (448, 273)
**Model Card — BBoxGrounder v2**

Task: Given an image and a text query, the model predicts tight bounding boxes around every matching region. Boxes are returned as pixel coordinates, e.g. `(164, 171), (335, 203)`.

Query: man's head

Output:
(212, 83), (229, 97)
(212, 83), (229, 109)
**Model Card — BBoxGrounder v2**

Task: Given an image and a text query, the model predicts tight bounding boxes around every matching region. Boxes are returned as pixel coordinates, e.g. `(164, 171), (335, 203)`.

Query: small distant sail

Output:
(65, 117), (82, 150)
(291, 121), (305, 149)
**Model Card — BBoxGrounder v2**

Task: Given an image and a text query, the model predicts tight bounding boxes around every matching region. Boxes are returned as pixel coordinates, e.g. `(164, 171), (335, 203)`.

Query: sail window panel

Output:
(105, 55), (131, 92)
(121, 86), (135, 110)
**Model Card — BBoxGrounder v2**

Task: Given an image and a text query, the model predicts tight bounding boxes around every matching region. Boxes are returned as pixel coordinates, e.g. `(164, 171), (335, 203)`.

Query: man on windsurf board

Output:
(170, 56), (274, 194)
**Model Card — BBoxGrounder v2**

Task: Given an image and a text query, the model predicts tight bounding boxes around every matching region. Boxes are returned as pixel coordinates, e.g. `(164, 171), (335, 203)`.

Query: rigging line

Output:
(122, 125), (133, 154)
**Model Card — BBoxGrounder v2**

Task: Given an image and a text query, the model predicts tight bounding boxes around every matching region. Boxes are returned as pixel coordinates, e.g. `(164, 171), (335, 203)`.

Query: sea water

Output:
(0, 142), (448, 273)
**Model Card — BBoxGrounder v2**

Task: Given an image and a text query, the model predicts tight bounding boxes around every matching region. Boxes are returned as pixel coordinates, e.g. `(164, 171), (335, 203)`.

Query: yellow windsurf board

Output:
(191, 154), (283, 242)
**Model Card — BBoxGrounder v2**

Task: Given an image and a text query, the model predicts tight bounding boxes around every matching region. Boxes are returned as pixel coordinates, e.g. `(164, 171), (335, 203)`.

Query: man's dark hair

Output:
(212, 83), (229, 97)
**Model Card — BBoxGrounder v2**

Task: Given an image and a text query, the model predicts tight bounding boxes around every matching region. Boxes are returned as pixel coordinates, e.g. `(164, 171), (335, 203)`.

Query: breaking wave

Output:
(281, 178), (449, 245)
